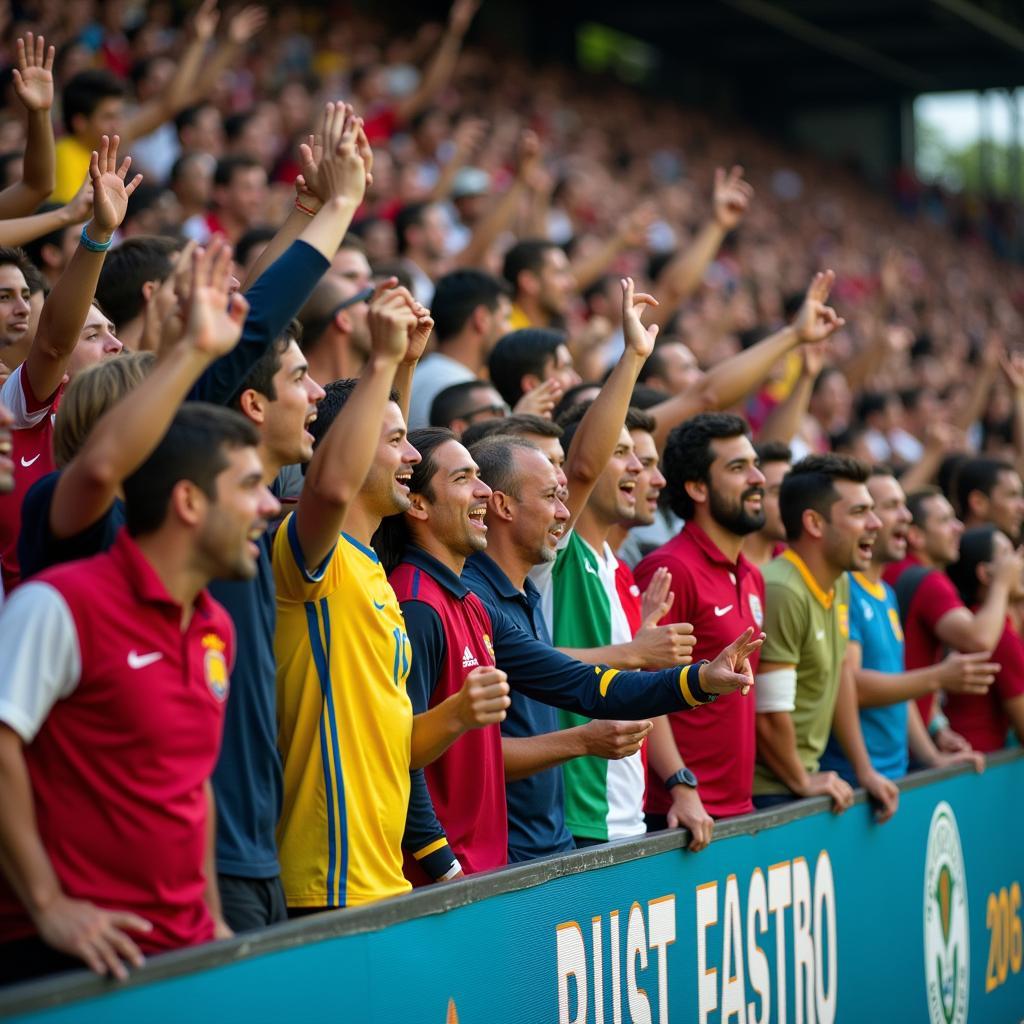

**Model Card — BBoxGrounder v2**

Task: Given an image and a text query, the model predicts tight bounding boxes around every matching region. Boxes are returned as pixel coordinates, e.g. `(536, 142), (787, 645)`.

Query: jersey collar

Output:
(684, 520), (751, 573)
(851, 570), (887, 601)
(402, 545), (469, 599)
(781, 548), (835, 609)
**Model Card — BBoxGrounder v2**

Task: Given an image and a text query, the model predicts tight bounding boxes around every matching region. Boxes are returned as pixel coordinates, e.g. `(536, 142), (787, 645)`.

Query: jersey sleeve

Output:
(847, 592), (866, 647)
(992, 624), (1024, 701)
(760, 579), (806, 666)
(400, 600), (447, 713)
(916, 573), (964, 630)
(271, 512), (340, 603)
(489, 606), (713, 717)
(188, 240), (330, 405)
(402, 770), (459, 881)
(0, 583), (81, 741)
(0, 364), (56, 429)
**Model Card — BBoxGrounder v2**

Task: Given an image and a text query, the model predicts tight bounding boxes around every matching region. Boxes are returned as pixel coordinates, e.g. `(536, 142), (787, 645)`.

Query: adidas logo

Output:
(462, 645), (479, 668)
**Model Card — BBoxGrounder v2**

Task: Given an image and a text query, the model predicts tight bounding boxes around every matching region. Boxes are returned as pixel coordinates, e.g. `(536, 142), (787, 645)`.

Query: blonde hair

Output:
(53, 352), (156, 468)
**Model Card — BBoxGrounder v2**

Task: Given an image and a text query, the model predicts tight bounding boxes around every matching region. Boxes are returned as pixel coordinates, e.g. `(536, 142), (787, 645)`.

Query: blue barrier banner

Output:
(2, 752), (1022, 1023)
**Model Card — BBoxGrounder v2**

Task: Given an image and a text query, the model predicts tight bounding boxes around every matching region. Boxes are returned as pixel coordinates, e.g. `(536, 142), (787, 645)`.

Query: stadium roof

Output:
(524, 0), (1024, 103)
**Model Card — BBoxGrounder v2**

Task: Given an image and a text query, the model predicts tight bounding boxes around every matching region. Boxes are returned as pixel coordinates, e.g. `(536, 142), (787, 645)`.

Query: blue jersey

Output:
(821, 572), (909, 783)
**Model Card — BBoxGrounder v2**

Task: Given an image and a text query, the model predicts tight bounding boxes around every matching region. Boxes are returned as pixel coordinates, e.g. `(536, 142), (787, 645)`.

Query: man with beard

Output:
(744, 441), (792, 568)
(634, 414), (767, 850)
(754, 454), (900, 821)
(955, 457), (1024, 544)
(0, 404), (279, 982)
(381, 427), (762, 879)
(819, 467), (992, 783)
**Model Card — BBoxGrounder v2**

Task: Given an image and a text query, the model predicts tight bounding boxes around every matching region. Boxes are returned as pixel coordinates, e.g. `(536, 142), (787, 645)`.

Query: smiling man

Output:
(754, 454), (900, 821)
(634, 413), (767, 850)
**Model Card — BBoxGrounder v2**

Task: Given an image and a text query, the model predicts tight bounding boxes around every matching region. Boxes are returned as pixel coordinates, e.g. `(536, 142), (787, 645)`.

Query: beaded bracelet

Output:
(295, 198), (318, 217)
(79, 225), (112, 252)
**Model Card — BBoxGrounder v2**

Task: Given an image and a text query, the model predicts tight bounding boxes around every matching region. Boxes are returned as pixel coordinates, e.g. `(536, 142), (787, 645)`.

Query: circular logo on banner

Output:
(924, 801), (969, 1024)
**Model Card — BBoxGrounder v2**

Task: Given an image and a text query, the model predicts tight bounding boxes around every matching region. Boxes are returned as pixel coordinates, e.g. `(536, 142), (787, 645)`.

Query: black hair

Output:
(229, 321), (303, 407)
(304, 378), (401, 472)
(460, 413), (563, 448)
(0, 245), (35, 281)
(855, 390), (893, 424)
(552, 382), (600, 420)
(662, 413), (751, 519)
(394, 201), (436, 255)
(62, 69), (125, 135)
(556, 401), (654, 466)
(906, 487), (944, 529)
(780, 453), (870, 542)
(429, 380), (501, 429)
(947, 525), (998, 608)
(956, 458), (1017, 521)
(214, 154), (263, 189)
(22, 204), (70, 268)
(469, 435), (541, 499)
(755, 440), (792, 465)
(123, 403), (259, 536)
(628, 383), (669, 411)
(938, 453), (970, 508)
(375, 427), (456, 573)
(235, 227), (276, 269)
(95, 236), (181, 329)
(488, 328), (567, 407)
(502, 239), (561, 292)
(430, 269), (509, 343)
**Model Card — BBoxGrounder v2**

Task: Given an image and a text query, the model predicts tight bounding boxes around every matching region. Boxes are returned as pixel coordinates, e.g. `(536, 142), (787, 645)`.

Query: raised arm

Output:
(394, 0), (479, 125)
(562, 277), (656, 526)
(935, 547), (1022, 653)
(757, 342), (825, 445)
(570, 203), (656, 294)
(0, 33), (56, 217)
(293, 287), (411, 570)
(51, 240), (247, 540)
(648, 166), (753, 329)
(0, 176), (92, 248)
(649, 270), (845, 449)
(25, 135), (141, 402)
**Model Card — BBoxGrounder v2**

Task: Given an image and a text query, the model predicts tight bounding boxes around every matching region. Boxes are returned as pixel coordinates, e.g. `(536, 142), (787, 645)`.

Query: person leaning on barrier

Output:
(0, 403), (279, 984)
(754, 454), (900, 822)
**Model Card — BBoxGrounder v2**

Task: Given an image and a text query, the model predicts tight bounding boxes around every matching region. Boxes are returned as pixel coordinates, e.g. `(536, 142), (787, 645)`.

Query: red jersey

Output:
(885, 555), (962, 724)
(945, 617), (1024, 752)
(635, 522), (764, 818)
(0, 530), (234, 952)
(0, 365), (58, 592)
(390, 548), (507, 881)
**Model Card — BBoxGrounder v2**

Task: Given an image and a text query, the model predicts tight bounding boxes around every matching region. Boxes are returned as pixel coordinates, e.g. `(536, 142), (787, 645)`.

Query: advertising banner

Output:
(2, 753), (1021, 1023)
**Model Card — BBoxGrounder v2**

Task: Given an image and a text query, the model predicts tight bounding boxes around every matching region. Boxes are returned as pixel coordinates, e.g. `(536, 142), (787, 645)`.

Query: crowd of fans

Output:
(0, 0), (1021, 988)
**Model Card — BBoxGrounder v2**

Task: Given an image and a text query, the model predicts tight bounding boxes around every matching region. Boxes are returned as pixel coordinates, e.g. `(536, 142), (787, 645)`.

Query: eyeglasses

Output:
(462, 402), (510, 422)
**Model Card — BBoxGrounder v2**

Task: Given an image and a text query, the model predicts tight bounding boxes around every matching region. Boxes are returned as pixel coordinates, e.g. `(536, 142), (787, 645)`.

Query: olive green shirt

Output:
(754, 550), (850, 795)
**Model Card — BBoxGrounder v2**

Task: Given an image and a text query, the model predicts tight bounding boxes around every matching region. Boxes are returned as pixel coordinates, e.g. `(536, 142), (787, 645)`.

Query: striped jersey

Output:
(535, 531), (645, 841)
(273, 514), (413, 908)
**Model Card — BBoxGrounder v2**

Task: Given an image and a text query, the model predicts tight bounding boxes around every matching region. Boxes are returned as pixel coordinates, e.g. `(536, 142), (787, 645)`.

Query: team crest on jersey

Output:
(482, 633), (495, 659)
(202, 634), (229, 702)
(748, 593), (764, 628)
(888, 607), (904, 642)
(838, 603), (849, 639)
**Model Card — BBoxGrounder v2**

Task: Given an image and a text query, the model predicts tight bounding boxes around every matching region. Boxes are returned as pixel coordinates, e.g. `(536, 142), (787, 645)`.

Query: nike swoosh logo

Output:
(373, 600), (386, 611)
(815, 630), (825, 641)
(127, 650), (163, 669)
(20, 454), (40, 467)
(714, 604), (733, 617)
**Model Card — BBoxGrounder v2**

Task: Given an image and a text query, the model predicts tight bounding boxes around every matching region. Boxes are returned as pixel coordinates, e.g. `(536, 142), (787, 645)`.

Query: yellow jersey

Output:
(273, 514), (413, 908)
(53, 136), (91, 204)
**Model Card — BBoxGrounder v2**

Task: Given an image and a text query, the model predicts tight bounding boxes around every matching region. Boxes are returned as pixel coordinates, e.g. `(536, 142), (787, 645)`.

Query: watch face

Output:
(681, 768), (698, 788)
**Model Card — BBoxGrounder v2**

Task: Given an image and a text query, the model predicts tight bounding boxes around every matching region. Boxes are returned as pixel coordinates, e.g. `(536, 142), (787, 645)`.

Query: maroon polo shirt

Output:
(635, 521), (764, 818)
(0, 530), (234, 953)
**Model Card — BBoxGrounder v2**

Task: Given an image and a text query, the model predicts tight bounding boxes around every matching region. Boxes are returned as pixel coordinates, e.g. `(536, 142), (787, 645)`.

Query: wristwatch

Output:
(664, 767), (698, 791)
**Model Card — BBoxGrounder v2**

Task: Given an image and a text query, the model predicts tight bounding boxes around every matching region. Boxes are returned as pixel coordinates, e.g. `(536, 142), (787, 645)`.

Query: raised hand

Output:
(228, 5), (268, 44)
(367, 285), (419, 363)
(712, 165), (753, 231)
(88, 135), (143, 238)
(185, 237), (250, 358)
(698, 627), (765, 696)
(512, 376), (562, 419)
(189, 0), (220, 42)
(621, 277), (659, 359)
(792, 270), (845, 345)
(64, 174), (95, 225)
(404, 299), (434, 365)
(299, 103), (367, 207)
(640, 566), (672, 625)
(1000, 350), (1024, 394)
(514, 129), (543, 184)
(448, 0), (480, 36)
(12, 32), (55, 113)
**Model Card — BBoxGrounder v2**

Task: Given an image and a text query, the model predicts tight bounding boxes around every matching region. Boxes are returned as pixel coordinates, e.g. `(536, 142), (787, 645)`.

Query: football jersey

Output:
(537, 531), (645, 841)
(273, 515), (413, 908)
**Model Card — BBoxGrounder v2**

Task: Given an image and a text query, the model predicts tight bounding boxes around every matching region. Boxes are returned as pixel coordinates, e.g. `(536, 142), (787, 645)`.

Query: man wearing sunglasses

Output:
(297, 280), (376, 386)
(429, 379), (508, 438)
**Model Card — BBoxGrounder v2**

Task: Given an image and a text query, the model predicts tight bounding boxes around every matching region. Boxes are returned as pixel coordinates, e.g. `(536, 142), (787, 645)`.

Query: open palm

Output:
(621, 277), (660, 359)
(12, 33), (54, 112)
(89, 136), (143, 236)
(187, 239), (249, 358)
